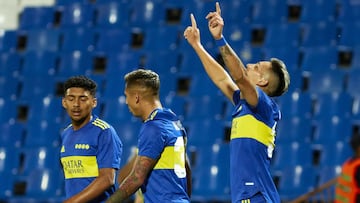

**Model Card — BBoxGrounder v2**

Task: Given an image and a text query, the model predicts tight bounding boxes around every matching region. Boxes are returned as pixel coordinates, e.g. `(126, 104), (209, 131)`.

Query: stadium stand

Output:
(0, 0), (358, 202)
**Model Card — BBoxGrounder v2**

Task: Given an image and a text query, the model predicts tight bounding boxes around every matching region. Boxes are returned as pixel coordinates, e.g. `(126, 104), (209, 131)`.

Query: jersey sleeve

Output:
(97, 127), (123, 169)
(138, 122), (166, 160)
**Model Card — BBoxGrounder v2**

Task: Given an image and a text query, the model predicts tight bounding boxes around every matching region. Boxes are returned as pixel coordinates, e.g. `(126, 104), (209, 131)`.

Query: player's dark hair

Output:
(270, 58), (290, 97)
(63, 75), (97, 97)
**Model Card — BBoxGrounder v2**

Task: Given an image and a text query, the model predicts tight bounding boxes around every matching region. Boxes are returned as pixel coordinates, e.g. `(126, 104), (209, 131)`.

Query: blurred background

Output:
(0, 0), (358, 202)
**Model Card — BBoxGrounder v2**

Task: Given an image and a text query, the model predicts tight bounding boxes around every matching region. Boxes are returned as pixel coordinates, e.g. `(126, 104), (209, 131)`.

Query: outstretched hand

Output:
(183, 14), (201, 47)
(206, 2), (223, 40)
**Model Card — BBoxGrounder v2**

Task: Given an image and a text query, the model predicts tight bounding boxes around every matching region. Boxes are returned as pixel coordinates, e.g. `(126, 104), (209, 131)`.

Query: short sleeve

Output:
(97, 127), (122, 169)
(138, 122), (166, 160)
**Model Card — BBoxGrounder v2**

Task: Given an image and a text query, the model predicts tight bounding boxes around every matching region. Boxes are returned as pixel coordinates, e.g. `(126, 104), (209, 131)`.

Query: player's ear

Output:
(62, 97), (67, 108)
(92, 98), (97, 108)
(257, 78), (269, 87)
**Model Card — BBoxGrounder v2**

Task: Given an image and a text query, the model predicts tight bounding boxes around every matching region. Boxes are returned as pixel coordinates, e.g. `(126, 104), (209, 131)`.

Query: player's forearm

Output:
(106, 175), (142, 203)
(64, 175), (115, 203)
(192, 43), (231, 86)
(219, 44), (247, 83)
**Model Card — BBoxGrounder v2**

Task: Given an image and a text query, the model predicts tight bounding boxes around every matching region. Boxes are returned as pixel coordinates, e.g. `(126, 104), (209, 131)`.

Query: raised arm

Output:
(184, 14), (238, 103)
(206, 2), (259, 106)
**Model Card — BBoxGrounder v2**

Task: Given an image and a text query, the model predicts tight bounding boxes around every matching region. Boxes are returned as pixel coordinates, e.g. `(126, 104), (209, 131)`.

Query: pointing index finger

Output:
(191, 13), (197, 29)
(216, 2), (221, 15)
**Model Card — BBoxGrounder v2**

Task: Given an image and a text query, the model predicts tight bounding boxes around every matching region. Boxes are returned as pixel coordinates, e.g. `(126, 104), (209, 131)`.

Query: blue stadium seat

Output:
(295, 0), (337, 23)
(129, 0), (166, 27)
(20, 147), (61, 176)
(318, 165), (341, 183)
(350, 47), (360, 70)
(338, 22), (360, 47)
(222, 23), (252, 50)
(0, 172), (15, 200)
(0, 97), (18, 123)
(158, 72), (178, 98)
(111, 122), (141, 147)
(347, 67), (360, 96)
(60, 27), (96, 52)
(19, 6), (55, 30)
(0, 75), (19, 98)
(102, 72), (131, 99)
(338, 0), (360, 23)
(307, 69), (345, 94)
(0, 146), (20, 175)
(312, 92), (352, 119)
(220, 0), (252, 24)
(102, 51), (141, 77)
(20, 28), (61, 52)
(142, 26), (180, 51)
(143, 50), (179, 75)
(163, 94), (187, 120)
(317, 141), (352, 168)
(185, 95), (226, 121)
(17, 168), (64, 200)
(178, 51), (206, 74)
(0, 52), (21, 78)
(19, 75), (57, 100)
(251, 0), (288, 24)
(21, 51), (57, 77)
(27, 96), (64, 124)
(263, 23), (300, 49)
(277, 165), (317, 201)
(300, 47), (338, 72)
(23, 120), (62, 147)
(102, 97), (134, 123)
(57, 51), (93, 77)
(300, 22), (337, 48)
(184, 118), (225, 146)
(0, 122), (24, 148)
(272, 142), (313, 170)
(0, 30), (17, 52)
(263, 47), (300, 74)
(187, 74), (222, 97)
(56, 3), (95, 28)
(315, 165), (341, 200)
(312, 116), (352, 145)
(277, 91), (313, 119)
(276, 116), (312, 144)
(191, 143), (231, 202)
(94, 2), (130, 28)
(95, 28), (131, 53)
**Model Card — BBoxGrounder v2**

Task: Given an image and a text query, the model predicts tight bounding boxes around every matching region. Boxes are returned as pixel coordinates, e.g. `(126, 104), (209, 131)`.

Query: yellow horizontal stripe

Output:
(154, 146), (185, 170)
(231, 115), (274, 147)
(61, 156), (98, 179)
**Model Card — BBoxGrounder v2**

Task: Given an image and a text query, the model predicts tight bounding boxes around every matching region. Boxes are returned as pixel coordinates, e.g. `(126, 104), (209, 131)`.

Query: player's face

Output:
(124, 88), (139, 117)
(62, 87), (96, 125)
(246, 61), (271, 84)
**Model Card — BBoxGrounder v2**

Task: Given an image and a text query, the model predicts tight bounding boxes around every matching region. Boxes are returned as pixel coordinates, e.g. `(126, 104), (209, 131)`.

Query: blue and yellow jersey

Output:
(230, 88), (280, 203)
(138, 108), (190, 203)
(60, 115), (122, 203)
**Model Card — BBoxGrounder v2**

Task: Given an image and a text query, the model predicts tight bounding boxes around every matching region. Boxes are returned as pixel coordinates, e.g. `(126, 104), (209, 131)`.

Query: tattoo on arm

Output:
(106, 156), (156, 203)
(220, 45), (242, 68)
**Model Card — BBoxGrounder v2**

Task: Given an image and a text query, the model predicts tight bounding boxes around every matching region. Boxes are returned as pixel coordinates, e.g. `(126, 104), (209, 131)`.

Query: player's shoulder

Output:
(91, 117), (111, 130)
